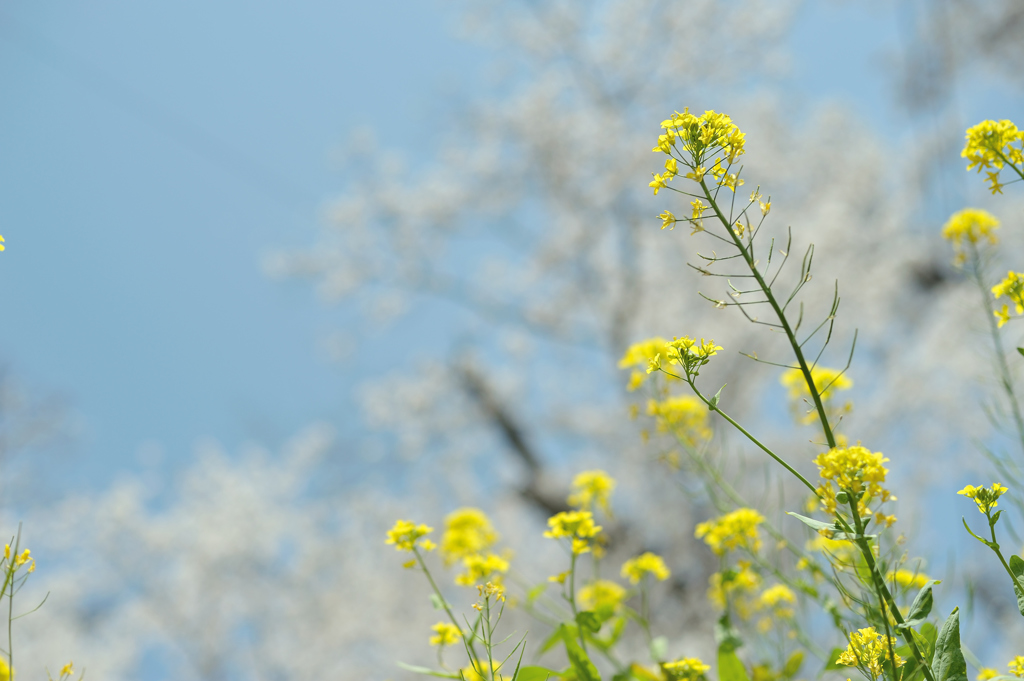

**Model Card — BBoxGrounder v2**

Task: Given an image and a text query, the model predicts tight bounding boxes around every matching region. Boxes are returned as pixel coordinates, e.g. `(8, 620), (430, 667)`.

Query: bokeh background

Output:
(2, 0), (1024, 678)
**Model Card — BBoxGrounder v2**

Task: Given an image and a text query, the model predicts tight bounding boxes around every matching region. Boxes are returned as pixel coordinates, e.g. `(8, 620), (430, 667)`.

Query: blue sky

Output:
(0, 1), (1011, 495)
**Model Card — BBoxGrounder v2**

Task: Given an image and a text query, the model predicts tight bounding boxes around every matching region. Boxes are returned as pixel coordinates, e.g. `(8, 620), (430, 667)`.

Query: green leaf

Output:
(709, 384), (726, 410)
(1009, 554), (1024, 617)
(899, 580), (940, 629)
(1017, 347), (1024, 358)
(576, 611), (601, 634)
(515, 668), (558, 681)
(650, 636), (668, 662)
(397, 662), (461, 679)
(933, 608), (968, 681)
(786, 512), (836, 532)
(527, 583), (548, 605)
(824, 648), (845, 671)
(717, 648), (750, 681)
(781, 651), (804, 680)
(559, 624), (601, 681)
(539, 626), (565, 655)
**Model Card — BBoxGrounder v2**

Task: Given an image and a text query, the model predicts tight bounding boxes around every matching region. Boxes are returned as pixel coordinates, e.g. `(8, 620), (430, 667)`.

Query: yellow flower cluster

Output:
(429, 621), (461, 647)
(813, 445), (894, 514)
(650, 108), (746, 200)
(455, 552), (510, 587)
(708, 561), (761, 616)
(780, 366), (852, 402)
(463, 662), (506, 681)
(578, 579), (627, 613)
(3, 544), (35, 574)
(440, 508), (498, 565)
(621, 552), (671, 584)
(957, 482), (1008, 514)
(837, 627), (904, 678)
(543, 510), (603, 554)
(941, 208), (1000, 266)
(620, 336), (721, 389)
(647, 396), (712, 446)
(662, 657), (711, 681)
(695, 508), (765, 555)
(962, 119), (1024, 194)
(1010, 656), (1024, 678)
(619, 337), (678, 391)
(568, 470), (616, 515)
(993, 271), (1024, 328)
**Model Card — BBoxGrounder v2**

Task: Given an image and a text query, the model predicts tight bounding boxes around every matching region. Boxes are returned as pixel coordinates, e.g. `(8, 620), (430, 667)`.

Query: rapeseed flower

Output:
(978, 668), (999, 681)
(621, 552), (671, 584)
(695, 508), (764, 555)
(1010, 656), (1024, 678)
(814, 445), (894, 514)
(650, 108), (746, 196)
(544, 510), (602, 554)
(756, 584), (796, 632)
(958, 483), (1008, 514)
(568, 470), (616, 515)
(429, 621), (461, 647)
(385, 520), (435, 552)
(992, 271), (1024, 327)
(887, 568), (930, 589)
(454, 552), (510, 586)
(962, 119), (1024, 193)
(837, 627), (903, 679)
(663, 657), (710, 681)
(780, 366), (852, 424)
(440, 508), (498, 565)
(942, 208), (1000, 266)
(578, 579), (626, 613)
(708, 562), (761, 617)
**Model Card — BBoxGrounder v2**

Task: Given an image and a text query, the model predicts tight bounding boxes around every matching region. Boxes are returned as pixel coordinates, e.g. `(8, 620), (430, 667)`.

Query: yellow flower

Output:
(647, 396), (712, 446)
(59, 661), (74, 679)
(454, 552), (510, 586)
(759, 200), (771, 216)
(665, 158), (679, 177)
(385, 519), (434, 552)
(942, 208), (1000, 265)
(440, 508), (498, 565)
(0, 236), (5, 252)
(978, 668), (998, 681)
(962, 119), (1024, 193)
(659, 210), (677, 230)
(997, 305), (1012, 328)
(463, 662), (506, 681)
(650, 173), (670, 195)
(478, 580), (506, 602)
(549, 570), (570, 584)
(578, 579), (626, 613)
(887, 568), (931, 589)
(837, 627), (904, 678)
(621, 552), (671, 584)
(758, 584), (796, 608)
(958, 483), (1008, 514)
(814, 445), (894, 514)
(568, 470), (616, 515)
(695, 508), (765, 555)
(543, 510), (602, 554)
(0, 657), (10, 681)
(429, 621), (461, 647)
(993, 272), (1024, 325)
(1009, 656), (1024, 678)
(663, 657), (710, 681)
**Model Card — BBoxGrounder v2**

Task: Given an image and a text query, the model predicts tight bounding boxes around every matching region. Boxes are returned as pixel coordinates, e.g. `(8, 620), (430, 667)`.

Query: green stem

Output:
(414, 548), (482, 668)
(700, 179), (837, 449)
(845, 497), (933, 681)
(984, 510), (1024, 599)
(567, 551), (589, 655)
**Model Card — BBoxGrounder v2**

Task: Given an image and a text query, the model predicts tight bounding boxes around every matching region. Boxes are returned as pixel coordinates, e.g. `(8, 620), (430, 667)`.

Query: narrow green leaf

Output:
(515, 667), (558, 681)
(1008, 555), (1024, 616)
(933, 608), (968, 681)
(899, 580), (940, 629)
(397, 662), (461, 679)
(717, 648), (750, 681)
(709, 384), (726, 410)
(1017, 347), (1024, 358)
(786, 512), (835, 532)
